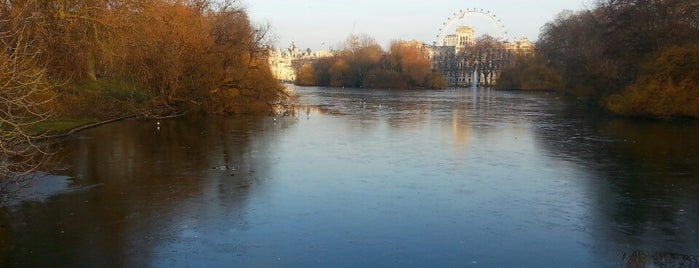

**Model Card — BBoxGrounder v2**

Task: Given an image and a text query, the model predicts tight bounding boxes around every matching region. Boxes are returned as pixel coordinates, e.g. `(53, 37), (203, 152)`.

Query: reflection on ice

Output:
(1, 85), (698, 267)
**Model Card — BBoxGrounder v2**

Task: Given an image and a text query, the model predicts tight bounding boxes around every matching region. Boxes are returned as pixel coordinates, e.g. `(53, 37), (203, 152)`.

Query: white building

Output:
(430, 26), (535, 86)
(268, 42), (336, 82)
(441, 26), (475, 53)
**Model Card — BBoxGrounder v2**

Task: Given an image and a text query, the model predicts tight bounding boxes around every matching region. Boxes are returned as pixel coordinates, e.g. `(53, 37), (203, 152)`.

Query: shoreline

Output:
(38, 114), (140, 140)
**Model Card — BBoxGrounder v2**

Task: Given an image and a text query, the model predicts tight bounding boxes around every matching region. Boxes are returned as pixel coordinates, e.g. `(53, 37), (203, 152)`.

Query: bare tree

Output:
(467, 35), (509, 86)
(0, 2), (54, 198)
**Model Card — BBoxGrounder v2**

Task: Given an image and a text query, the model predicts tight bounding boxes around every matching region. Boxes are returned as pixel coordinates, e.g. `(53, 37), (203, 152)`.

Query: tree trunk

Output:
(86, 49), (97, 81)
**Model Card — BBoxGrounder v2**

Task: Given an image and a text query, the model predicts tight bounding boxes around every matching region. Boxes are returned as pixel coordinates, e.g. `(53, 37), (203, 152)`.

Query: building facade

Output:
(430, 27), (535, 87)
(268, 42), (335, 82)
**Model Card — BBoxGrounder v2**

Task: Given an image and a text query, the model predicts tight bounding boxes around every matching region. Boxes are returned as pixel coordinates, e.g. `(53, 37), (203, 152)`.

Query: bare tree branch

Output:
(0, 0), (55, 199)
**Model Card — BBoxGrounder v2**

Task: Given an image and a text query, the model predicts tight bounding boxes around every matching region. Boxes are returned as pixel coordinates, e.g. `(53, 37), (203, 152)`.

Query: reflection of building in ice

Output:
(268, 42), (335, 82)
(450, 108), (471, 148)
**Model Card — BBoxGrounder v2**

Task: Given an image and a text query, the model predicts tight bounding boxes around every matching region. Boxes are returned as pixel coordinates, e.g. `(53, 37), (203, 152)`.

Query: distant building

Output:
(314, 50), (335, 58)
(455, 26), (476, 52)
(440, 26), (475, 53)
(443, 34), (458, 47)
(268, 29), (534, 86)
(429, 26), (535, 87)
(268, 42), (336, 82)
(504, 37), (535, 56)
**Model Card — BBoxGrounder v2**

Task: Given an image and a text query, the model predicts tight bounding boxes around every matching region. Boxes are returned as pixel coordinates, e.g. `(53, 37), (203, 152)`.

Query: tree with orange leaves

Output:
(295, 35), (446, 89)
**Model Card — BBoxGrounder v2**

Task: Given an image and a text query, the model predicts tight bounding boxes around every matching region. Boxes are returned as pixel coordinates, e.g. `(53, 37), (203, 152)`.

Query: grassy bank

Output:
(32, 80), (148, 136)
(31, 117), (100, 135)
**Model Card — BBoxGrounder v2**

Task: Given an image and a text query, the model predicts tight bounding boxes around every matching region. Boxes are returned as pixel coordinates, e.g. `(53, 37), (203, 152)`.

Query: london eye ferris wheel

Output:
(436, 8), (509, 45)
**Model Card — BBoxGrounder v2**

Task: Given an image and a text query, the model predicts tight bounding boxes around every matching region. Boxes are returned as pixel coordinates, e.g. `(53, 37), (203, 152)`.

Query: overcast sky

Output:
(244, 0), (591, 50)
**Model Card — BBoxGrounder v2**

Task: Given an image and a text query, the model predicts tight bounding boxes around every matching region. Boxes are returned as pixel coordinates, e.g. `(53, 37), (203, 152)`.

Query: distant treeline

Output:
(501, 0), (699, 118)
(295, 35), (447, 89)
(1, 0), (285, 117)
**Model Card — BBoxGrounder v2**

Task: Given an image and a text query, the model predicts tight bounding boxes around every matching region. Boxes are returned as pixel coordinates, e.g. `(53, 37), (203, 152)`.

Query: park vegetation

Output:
(295, 34), (446, 89)
(460, 35), (513, 87)
(0, 9), (53, 194)
(496, 54), (563, 91)
(533, 0), (699, 118)
(0, 0), (285, 194)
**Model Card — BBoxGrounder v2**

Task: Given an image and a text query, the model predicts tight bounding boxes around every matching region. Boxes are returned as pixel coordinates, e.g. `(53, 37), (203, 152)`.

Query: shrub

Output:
(606, 45), (699, 118)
